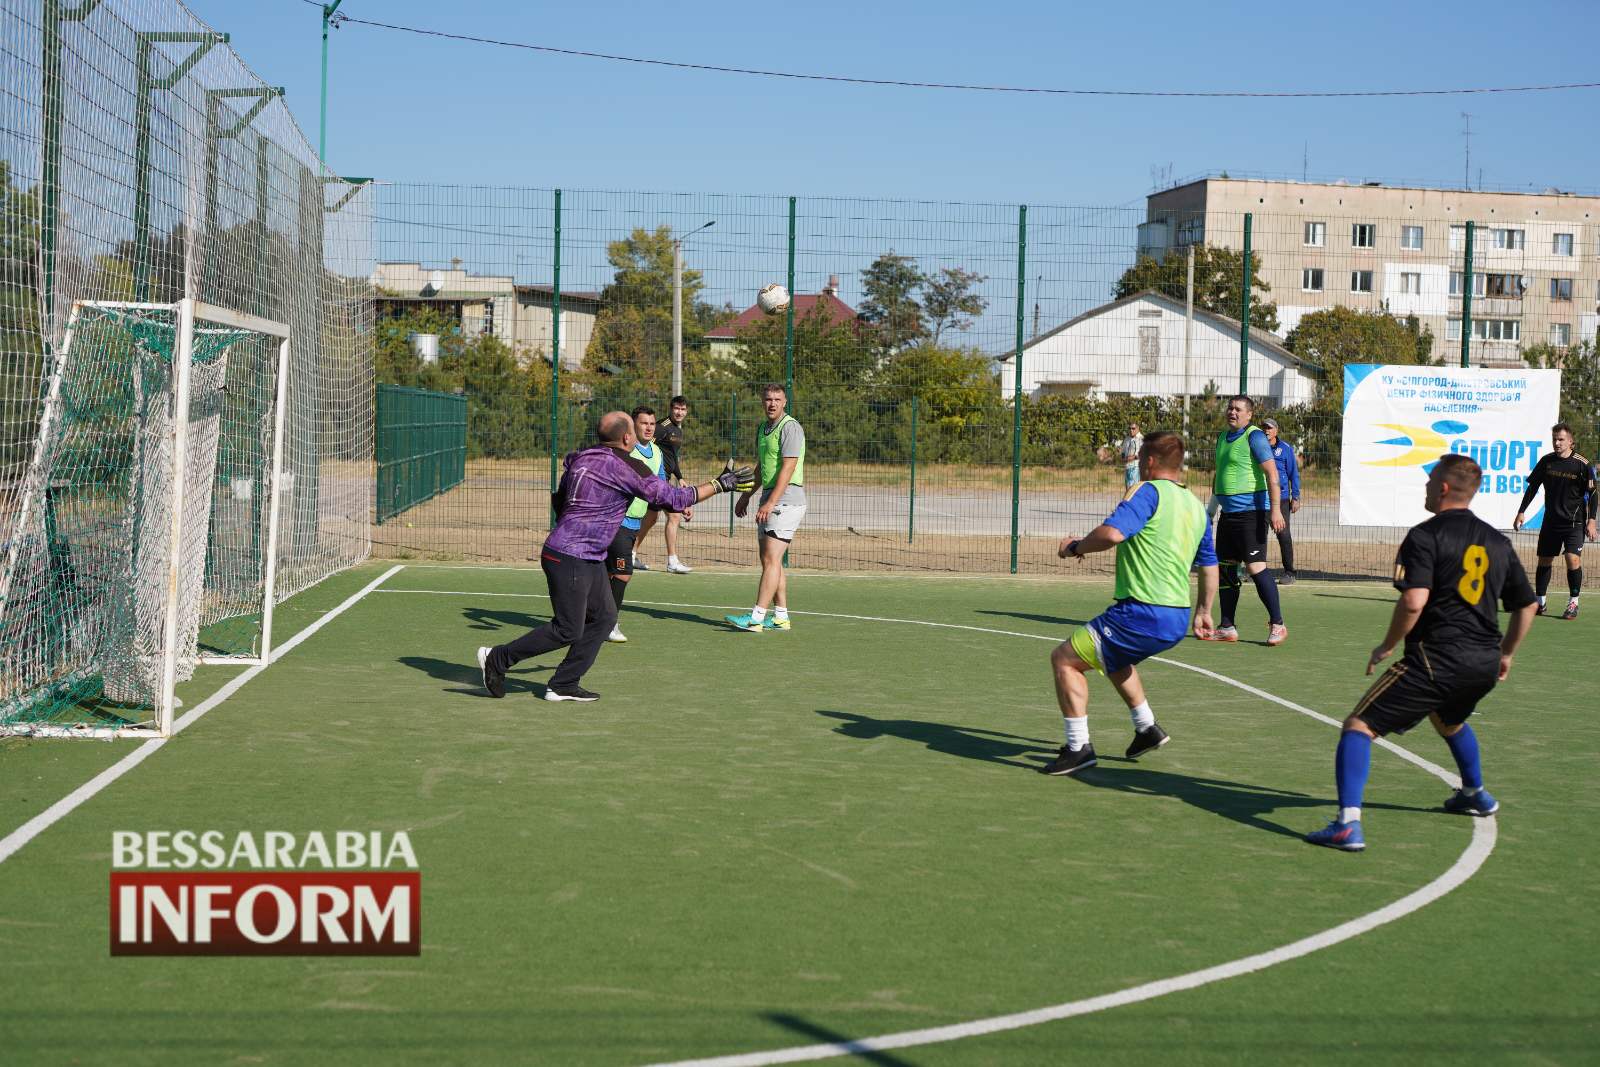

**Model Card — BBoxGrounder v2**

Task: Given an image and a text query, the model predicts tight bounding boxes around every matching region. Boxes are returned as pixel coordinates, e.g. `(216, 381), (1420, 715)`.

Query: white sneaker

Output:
(666, 558), (692, 574)
(607, 626), (628, 643)
(632, 555), (650, 571)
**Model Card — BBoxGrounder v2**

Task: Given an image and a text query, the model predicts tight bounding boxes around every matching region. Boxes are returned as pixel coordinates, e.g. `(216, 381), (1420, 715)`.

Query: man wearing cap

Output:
(1264, 418), (1302, 585)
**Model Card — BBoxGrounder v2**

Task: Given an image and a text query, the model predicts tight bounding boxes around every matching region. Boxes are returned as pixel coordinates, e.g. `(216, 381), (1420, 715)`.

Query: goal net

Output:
(0, 300), (288, 736)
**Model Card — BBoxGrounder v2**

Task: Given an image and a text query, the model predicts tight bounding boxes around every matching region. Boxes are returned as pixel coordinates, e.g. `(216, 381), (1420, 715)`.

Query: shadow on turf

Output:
(975, 609), (1089, 628)
(463, 606), (543, 632)
(818, 710), (1056, 771)
(398, 655), (549, 698)
(761, 1013), (921, 1066)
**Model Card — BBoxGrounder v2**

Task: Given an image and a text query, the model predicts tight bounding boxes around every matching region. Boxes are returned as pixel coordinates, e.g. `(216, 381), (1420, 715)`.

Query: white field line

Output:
(0, 565), (405, 868)
(390, 563), (1102, 584)
(378, 584), (1494, 1067)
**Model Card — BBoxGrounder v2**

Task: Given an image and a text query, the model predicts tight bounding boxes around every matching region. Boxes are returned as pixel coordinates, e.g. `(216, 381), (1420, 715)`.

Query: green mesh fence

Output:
(376, 384), (466, 524)
(370, 183), (1598, 581)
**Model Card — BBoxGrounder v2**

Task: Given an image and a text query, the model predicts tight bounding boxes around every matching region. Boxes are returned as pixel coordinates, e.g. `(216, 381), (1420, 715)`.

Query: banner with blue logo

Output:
(1339, 364), (1562, 529)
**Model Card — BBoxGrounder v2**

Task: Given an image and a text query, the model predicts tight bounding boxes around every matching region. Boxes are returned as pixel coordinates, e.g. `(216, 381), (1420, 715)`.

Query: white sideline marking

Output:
(381, 584), (1494, 1067)
(0, 565), (405, 868)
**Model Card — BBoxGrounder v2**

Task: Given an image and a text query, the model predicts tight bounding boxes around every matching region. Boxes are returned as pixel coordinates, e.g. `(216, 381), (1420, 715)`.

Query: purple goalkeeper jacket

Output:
(544, 445), (698, 561)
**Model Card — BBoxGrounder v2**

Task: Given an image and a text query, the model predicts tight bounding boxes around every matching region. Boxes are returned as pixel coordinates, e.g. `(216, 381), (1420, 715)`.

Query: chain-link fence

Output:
(369, 182), (1599, 580)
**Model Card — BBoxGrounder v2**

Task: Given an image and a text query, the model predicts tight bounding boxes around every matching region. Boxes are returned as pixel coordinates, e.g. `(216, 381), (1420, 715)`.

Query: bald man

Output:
(477, 412), (752, 702)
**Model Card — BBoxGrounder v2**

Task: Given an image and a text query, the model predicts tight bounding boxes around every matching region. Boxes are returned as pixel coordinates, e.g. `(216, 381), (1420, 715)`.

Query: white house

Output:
(995, 290), (1320, 404)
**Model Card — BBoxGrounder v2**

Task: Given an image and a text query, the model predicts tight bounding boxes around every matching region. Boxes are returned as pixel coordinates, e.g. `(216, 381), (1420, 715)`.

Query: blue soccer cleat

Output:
(763, 615), (792, 631)
(723, 613), (764, 632)
(1443, 788), (1499, 816)
(1305, 819), (1365, 852)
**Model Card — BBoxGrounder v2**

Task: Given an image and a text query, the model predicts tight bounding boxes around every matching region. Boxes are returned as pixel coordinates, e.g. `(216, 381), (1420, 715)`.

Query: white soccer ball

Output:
(757, 283), (791, 316)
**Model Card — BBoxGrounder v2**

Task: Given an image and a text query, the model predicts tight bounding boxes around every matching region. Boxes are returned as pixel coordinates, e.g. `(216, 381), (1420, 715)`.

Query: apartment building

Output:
(1139, 177), (1600, 365)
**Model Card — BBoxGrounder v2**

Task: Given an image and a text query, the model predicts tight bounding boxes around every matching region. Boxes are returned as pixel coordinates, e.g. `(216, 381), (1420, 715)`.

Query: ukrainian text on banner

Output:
(1339, 364), (1561, 529)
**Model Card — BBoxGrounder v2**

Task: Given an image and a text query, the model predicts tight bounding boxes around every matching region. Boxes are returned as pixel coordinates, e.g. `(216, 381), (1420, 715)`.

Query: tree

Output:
(585, 226), (713, 392)
(1114, 244), (1279, 334)
(1285, 306), (1435, 408)
(858, 252), (927, 352)
(870, 344), (998, 428)
(1526, 340), (1600, 436)
(733, 297), (873, 393)
(922, 267), (988, 345)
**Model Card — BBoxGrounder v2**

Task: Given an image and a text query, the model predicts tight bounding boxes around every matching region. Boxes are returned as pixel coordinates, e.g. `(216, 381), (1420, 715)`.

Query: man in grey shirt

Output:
(726, 384), (806, 632)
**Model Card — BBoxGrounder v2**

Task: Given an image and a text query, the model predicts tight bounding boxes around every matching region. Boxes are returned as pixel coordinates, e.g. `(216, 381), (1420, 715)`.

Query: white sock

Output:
(667, 555), (681, 565)
(1340, 806), (1362, 824)
(774, 606), (789, 621)
(1064, 717), (1090, 751)
(1538, 594), (1547, 606)
(750, 605), (767, 623)
(1128, 701), (1156, 731)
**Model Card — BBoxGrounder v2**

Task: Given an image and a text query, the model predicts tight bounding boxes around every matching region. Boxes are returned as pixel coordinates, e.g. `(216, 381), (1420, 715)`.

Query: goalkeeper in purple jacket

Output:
(477, 411), (752, 702)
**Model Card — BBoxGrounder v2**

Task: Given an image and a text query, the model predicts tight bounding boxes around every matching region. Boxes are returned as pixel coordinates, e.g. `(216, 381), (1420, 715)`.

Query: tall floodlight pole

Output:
(319, 0), (343, 161)
(672, 220), (715, 397)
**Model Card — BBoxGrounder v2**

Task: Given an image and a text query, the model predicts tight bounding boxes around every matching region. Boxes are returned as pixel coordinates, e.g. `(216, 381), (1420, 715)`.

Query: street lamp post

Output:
(673, 220), (715, 397)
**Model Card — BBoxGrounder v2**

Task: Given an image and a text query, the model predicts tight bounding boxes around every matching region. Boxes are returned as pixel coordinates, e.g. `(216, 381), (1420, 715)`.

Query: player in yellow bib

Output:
(1044, 431), (1220, 775)
(725, 384), (806, 632)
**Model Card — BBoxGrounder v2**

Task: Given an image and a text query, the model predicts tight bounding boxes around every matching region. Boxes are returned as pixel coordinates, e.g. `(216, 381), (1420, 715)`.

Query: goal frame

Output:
(0, 298), (291, 738)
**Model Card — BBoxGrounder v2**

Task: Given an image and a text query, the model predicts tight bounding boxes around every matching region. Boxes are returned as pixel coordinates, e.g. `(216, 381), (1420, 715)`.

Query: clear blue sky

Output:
(184, 0), (1599, 205)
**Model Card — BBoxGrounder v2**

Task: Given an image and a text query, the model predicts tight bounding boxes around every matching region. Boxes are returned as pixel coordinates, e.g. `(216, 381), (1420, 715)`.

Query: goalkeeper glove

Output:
(715, 459), (757, 494)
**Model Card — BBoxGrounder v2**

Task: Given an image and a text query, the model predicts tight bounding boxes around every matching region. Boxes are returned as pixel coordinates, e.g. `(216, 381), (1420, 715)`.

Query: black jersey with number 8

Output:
(1392, 509), (1536, 656)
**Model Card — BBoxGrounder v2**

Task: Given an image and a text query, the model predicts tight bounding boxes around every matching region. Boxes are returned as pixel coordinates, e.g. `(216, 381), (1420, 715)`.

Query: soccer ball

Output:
(757, 283), (791, 316)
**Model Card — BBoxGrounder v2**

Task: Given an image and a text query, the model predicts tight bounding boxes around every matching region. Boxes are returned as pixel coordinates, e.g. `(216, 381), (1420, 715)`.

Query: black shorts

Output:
(1353, 647), (1499, 736)
(1536, 524), (1585, 558)
(1216, 510), (1268, 565)
(606, 527), (636, 578)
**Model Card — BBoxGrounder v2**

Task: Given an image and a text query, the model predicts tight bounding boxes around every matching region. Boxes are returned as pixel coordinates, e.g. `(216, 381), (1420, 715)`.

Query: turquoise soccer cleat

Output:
(763, 615), (792, 631)
(723, 613), (764, 632)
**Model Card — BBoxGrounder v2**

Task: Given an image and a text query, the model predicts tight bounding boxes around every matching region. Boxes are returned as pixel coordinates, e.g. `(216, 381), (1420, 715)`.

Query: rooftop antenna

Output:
(1460, 112), (1472, 189)
(1032, 274), (1042, 336)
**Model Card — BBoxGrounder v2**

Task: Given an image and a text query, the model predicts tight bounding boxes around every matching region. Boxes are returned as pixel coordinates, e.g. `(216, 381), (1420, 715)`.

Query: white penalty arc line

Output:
(380, 585), (1496, 1067)
(0, 565), (406, 868)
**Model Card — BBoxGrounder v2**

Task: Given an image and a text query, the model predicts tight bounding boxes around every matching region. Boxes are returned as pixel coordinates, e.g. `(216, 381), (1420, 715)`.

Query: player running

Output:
(1042, 431), (1220, 775)
(725, 384), (806, 633)
(636, 395), (693, 574)
(475, 411), (751, 702)
(1305, 454), (1536, 852)
(1202, 395), (1287, 645)
(1513, 422), (1596, 621)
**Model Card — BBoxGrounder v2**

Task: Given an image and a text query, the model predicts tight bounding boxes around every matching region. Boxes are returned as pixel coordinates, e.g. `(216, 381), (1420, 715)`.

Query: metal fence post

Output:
(908, 395), (917, 544)
(728, 391), (737, 540)
(1239, 212), (1252, 394)
(784, 196), (797, 410)
(1010, 204), (1027, 574)
(1460, 220), (1475, 368)
(549, 188), (562, 527)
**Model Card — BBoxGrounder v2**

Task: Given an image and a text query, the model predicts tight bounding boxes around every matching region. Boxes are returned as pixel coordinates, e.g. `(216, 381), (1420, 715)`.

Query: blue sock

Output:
(1335, 731), (1372, 814)
(1444, 724), (1483, 790)
(1251, 569), (1284, 624)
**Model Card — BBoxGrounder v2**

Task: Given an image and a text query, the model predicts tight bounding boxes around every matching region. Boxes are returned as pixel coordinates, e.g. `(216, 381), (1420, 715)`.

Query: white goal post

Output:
(0, 298), (291, 739)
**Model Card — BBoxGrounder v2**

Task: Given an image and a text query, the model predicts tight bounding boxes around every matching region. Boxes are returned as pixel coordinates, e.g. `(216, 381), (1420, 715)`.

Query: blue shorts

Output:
(1069, 600), (1188, 675)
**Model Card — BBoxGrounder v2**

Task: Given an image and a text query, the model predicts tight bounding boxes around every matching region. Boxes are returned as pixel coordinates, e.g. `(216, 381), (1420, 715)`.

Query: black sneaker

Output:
(477, 646), (505, 698)
(1125, 724), (1170, 760)
(1041, 743), (1097, 776)
(544, 684), (600, 702)
(1535, 601), (1547, 616)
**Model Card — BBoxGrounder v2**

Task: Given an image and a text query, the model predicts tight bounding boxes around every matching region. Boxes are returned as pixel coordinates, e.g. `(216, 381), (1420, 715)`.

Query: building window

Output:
(1350, 270), (1374, 292)
(1352, 223), (1376, 248)
(1303, 221), (1325, 247)
(1449, 271), (1485, 297)
(1483, 273), (1522, 298)
(1551, 322), (1572, 346)
(1400, 225), (1424, 250)
(1551, 277), (1573, 301)
(1399, 272), (1422, 294)
(1176, 218), (1204, 246)
(1491, 228), (1525, 250)
(1301, 268), (1324, 292)
(1446, 319), (1461, 341)
(1472, 319), (1520, 341)
(1449, 225), (1466, 251)
(1138, 325), (1160, 373)
(1553, 232), (1574, 256)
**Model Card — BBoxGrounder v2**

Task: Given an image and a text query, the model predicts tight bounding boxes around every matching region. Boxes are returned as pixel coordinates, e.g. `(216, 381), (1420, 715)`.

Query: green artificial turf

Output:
(0, 562), (1593, 1065)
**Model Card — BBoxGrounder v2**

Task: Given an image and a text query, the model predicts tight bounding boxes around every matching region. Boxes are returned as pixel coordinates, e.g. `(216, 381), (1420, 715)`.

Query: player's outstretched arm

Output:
(1367, 587), (1429, 674)
(1058, 524), (1124, 560)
